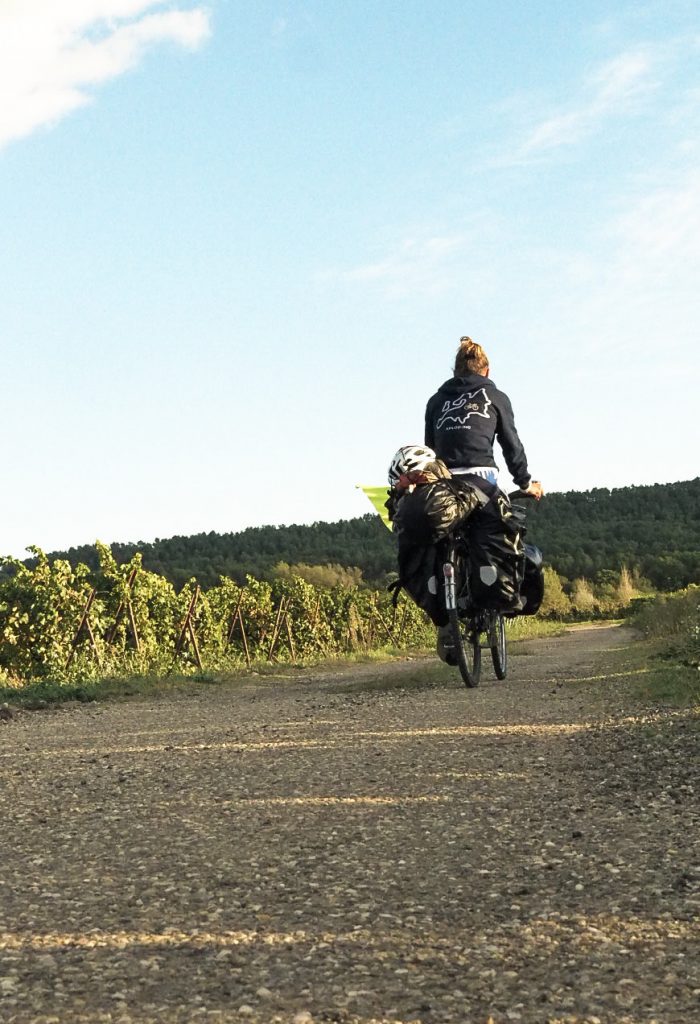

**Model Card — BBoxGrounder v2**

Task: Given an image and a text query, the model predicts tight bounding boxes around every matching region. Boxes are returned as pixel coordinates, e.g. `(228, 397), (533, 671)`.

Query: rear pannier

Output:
(464, 495), (526, 613)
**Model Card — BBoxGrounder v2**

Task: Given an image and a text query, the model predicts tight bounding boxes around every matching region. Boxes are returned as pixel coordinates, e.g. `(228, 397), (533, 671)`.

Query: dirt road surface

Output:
(1, 625), (698, 1024)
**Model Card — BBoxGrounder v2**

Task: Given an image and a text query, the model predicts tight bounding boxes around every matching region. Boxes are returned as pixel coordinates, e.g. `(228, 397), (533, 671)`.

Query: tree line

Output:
(4, 478), (698, 593)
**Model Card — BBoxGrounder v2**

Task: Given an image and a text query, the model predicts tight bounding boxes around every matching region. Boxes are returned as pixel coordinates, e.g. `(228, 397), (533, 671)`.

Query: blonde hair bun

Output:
(455, 337), (489, 375)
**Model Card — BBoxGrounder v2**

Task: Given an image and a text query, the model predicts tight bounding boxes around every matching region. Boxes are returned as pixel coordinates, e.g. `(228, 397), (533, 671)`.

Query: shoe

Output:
(436, 624), (458, 666)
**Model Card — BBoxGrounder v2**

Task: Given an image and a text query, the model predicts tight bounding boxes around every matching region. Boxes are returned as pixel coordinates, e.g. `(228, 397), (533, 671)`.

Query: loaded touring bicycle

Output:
(383, 446), (544, 687)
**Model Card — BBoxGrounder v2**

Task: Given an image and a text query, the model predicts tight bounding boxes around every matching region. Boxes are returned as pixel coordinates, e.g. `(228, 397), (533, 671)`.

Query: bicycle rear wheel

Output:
(489, 611), (507, 680)
(448, 608), (481, 687)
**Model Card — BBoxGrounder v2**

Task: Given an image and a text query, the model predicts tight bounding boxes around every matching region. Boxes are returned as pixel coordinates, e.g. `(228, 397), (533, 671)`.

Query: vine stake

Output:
(267, 596), (288, 662)
(67, 589), (101, 669)
(106, 567), (140, 651)
(170, 585), (203, 673)
(226, 593), (252, 668)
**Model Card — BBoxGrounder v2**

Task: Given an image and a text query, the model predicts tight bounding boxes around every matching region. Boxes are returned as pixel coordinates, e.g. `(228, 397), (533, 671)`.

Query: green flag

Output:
(357, 485), (392, 530)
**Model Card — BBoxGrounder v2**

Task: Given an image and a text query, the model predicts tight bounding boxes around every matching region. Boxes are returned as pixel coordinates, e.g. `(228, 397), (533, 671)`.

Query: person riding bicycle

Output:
(424, 336), (543, 659)
(424, 336), (543, 500)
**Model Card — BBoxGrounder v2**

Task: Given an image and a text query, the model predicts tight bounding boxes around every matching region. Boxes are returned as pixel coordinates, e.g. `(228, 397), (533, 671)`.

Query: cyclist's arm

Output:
(495, 393), (531, 489)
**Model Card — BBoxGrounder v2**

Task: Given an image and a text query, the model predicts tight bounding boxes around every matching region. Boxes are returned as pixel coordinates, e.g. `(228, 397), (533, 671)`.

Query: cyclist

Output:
(425, 336), (543, 499)
(424, 336), (543, 660)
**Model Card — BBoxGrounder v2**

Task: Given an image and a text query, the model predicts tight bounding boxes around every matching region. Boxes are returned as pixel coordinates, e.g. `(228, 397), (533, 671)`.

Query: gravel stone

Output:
(0, 625), (697, 1024)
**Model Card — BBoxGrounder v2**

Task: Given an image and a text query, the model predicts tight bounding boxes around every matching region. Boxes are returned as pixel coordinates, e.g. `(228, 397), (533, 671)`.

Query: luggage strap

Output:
(387, 577), (404, 608)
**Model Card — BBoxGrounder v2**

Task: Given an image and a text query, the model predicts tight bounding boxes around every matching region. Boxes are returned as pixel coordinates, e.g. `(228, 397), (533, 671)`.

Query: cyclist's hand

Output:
(525, 480), (544, 500)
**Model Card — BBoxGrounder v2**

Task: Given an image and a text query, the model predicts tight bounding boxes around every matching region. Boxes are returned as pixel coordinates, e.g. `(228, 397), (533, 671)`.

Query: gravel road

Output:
(1, 625), (698, 1024)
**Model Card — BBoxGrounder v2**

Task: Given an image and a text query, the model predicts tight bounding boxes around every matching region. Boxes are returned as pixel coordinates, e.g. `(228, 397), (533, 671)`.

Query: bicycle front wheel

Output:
(448, 608), (481, 688)
(489, 612), (507, 680)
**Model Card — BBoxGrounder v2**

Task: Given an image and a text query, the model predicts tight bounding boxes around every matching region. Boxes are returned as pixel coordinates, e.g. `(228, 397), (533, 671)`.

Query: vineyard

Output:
(0, 543), (437, 688)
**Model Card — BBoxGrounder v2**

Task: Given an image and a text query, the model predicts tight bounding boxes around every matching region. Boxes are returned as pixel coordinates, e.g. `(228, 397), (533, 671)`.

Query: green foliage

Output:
(564, 566), (643, 619)
(570, 578), (598, 616)
(3, 473), (695, 690)
(5, 478), (696, 594)
(0, 545), (433, 688)
(0, 548), (94, 682)
(632, 586), (700, 669)
(616, 587), (700, 707)
(531, 478), (700, 590)
(0, 538), (651, 689)
(616, 565), (636, 606)
(505, 617), (568, 641)
(273, 561), (364, 589)
(16, 515), (394, 589)
(538, 565), (571, 619)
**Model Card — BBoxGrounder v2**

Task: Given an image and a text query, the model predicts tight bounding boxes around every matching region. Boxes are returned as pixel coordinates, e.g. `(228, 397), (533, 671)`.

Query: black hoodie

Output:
(424, 373), (531, 489)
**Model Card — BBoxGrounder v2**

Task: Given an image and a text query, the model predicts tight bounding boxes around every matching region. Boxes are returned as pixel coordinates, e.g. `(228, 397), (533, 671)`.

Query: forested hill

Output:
(530, 477), (699, 590)
(13, 477), (700, 592)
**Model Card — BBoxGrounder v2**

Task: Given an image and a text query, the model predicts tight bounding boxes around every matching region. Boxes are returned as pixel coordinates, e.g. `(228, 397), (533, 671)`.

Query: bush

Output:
(538, 565), (571, 619)
(632, 586), (700, 668)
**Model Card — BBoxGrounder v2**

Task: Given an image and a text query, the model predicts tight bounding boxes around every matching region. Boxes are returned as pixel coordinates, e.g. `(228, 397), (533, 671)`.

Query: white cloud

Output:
(344, 235), (462, 282)
(613, 171), (700, 270)
(520, 49), (659, 158)
(529, 162), (700, 374)
(322, 233), (481, 300)
(0, 1), (211, 149)
(602, 166), (700, 352)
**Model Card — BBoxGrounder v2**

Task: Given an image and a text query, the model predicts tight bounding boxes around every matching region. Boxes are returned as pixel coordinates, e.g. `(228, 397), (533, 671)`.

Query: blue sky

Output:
(2, 1), (699, 559)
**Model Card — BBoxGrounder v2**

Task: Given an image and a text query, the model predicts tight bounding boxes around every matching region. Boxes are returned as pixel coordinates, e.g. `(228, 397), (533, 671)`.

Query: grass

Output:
(506, 617), (571, 641)
(0, 651), (418, 710)
(594, 635), (700, 709)
(0, 671), (218, 710)
(631, 648), (700, 708)
(639, 664), (700, 706)
(625, 587), (700, 707)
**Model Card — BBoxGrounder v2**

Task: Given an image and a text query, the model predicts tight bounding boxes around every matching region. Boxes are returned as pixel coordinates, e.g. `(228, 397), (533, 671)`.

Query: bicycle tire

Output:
(448, 607), (481, 687)
(489, 612), (507, 680)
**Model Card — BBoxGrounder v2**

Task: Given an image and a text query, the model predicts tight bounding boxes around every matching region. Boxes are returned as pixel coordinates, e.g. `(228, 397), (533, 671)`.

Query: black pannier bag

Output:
(466, 494), (526, 613)
(393, 538), (448, 628)
(519, 543), (545, 616)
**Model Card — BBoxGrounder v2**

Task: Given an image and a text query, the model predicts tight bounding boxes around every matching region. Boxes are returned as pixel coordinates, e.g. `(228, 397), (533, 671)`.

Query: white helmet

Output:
(388, 444), (436, 486)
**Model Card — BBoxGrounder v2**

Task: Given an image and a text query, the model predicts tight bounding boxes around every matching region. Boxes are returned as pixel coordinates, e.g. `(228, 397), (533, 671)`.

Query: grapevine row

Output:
(0, 543), (433, 686)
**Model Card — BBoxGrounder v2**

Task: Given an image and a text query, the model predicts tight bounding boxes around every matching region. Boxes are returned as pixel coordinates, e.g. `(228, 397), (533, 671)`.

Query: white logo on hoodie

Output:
(436, 388), (492, 430)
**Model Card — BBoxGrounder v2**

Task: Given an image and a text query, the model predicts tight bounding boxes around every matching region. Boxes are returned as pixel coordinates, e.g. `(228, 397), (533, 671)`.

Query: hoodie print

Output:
(436, 387), (492, 432)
